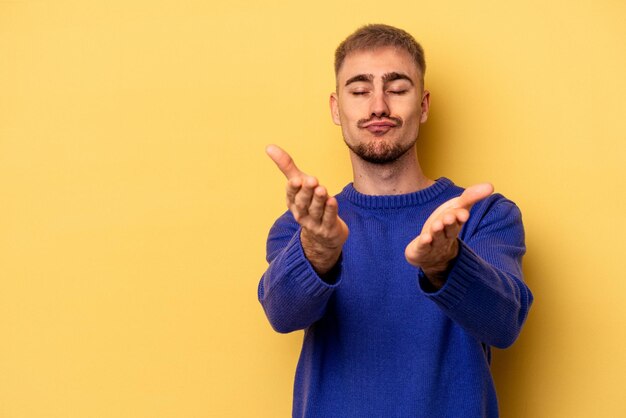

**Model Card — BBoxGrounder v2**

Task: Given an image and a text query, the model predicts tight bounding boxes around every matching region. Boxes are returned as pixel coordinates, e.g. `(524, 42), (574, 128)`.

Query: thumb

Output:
(265, 144), (303, 180)
(457, 183), (494, 210)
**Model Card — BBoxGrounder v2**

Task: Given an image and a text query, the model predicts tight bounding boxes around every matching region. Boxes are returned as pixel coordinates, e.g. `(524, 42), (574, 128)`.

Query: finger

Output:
(430, 218), (445, 234)
(429, 219), (446, 243)
(456, 207), (470, 224)
(405, 237), (422, 265)
(293, 176), (318, 217)
(286, 177), (302, 205)
(443, 206), (469, 237)
(457, 183), (494, 210)
(418, 232), (433, 246)
(405, 231), (435, 266)
(308, 186), (328, 221)
(441, 209), (458, 228)
(442, 220), (463, 240)
(321, 196), (339, 227)
(266, 144), (303, 180)
(405, 237), (418, 262)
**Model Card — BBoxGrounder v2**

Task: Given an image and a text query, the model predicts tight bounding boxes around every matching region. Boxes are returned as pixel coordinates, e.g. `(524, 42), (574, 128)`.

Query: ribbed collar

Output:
(340, 177), (454, 209)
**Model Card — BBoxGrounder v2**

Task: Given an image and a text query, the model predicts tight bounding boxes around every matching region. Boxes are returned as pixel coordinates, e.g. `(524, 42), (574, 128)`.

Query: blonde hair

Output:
(335, 24), (426, 82)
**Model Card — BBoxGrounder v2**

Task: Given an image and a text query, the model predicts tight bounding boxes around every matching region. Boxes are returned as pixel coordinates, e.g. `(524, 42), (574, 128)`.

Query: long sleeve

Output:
(259, 180), (531, 417)
(418, 196), (534, 348)
(258, 211), (342, 333)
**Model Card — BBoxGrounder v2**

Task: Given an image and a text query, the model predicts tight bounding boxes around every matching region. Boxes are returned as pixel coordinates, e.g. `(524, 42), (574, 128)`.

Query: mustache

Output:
(357, 116), (403, 128)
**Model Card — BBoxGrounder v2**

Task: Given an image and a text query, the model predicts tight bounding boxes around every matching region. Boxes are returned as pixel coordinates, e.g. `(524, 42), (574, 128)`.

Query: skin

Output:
(330, 47), (432, 195)
(267, 46), (493, 288)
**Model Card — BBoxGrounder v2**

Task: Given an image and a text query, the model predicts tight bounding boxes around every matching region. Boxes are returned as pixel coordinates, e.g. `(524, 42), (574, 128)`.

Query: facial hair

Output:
(346, 138), (416, 164)
(345, 116), (415, 164)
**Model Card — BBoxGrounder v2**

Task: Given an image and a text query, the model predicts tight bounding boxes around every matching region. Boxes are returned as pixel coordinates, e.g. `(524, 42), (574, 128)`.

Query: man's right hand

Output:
(266, 145), (349, 276)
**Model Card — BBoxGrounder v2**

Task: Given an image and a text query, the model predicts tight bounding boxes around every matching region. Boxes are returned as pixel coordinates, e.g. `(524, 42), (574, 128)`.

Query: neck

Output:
(350, 148), (434, 195)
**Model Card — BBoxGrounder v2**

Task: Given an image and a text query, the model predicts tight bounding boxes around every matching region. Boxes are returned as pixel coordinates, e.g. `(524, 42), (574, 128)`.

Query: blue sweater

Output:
(258, 178), (533, 418)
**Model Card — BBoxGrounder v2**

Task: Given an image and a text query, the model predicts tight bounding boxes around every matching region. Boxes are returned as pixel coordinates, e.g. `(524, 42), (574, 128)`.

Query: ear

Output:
(420, 90), (431, 123)
(329, 92), (341, 126)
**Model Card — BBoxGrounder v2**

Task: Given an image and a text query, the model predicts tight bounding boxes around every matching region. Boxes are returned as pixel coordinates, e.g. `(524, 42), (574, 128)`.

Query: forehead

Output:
(337, 46), (420, 85)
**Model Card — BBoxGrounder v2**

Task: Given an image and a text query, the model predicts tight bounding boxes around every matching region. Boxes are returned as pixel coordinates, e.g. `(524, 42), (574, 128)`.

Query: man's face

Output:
(330, 46), (430, 165)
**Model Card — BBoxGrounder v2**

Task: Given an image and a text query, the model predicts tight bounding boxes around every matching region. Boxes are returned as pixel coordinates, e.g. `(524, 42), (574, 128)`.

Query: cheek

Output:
(339, 107), (362, 126)
(400, 113), (422, 137)
(402, 103), (423, 125)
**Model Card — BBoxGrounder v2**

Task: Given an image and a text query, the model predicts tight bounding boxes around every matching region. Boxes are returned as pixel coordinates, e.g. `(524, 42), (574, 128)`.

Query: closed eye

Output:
(388, 90), (407, 95)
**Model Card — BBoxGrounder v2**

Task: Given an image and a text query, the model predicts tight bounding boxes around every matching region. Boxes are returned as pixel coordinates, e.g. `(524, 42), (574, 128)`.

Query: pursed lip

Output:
(362, 120), (398, 135)
(362, 120), (398, 128)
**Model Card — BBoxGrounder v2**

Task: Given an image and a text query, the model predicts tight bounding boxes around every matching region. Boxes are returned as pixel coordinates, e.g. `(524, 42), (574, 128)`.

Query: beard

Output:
(344, 115), (416, 164)
(345, 137), (417, 165)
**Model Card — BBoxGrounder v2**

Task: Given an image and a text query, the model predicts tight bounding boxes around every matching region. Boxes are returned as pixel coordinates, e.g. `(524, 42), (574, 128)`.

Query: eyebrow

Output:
(344, 72), (414, 87)
(382, 72), (414, 85)
(345, 74), (373, 86)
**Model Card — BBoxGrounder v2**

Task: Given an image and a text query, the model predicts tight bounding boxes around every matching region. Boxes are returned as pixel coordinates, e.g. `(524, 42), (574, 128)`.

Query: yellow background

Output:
(1, 1), (625, 417)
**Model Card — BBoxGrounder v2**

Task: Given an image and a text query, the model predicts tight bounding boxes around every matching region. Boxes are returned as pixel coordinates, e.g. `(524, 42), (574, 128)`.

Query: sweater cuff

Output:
(281, 228), (343, 298)
(418, 240), (481, 310)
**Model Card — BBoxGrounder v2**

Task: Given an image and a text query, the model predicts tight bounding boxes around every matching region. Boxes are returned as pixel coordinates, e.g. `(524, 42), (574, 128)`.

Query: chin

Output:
(347, 138), (416, 165)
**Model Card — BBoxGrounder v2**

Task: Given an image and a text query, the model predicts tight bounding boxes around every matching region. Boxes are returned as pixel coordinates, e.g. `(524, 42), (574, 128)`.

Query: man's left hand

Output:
(405, 183), (494, 290)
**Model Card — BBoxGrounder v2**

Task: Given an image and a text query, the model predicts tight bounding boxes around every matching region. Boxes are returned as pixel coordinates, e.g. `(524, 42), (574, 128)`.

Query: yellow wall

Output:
(1, 1), (624, 417)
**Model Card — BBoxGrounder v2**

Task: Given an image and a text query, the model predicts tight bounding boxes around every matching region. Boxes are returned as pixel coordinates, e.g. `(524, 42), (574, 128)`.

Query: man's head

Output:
(334, 24), (426, 90)
(330, 24), (430, 165)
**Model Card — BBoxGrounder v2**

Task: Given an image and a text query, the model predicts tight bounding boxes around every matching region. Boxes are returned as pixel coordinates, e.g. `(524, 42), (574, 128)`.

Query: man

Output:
(258, 24), (533, 417)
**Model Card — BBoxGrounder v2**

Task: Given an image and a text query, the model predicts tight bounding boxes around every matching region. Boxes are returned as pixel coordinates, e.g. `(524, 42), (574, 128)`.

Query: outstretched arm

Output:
(405, 183), (494, 289)
(259, 145), (349, 333)
(266, 145), (348, 275)
(406, 187), (533, 348)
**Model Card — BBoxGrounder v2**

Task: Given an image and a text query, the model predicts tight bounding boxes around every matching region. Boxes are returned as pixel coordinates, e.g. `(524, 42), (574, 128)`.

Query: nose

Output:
(370, 90), (390, 118)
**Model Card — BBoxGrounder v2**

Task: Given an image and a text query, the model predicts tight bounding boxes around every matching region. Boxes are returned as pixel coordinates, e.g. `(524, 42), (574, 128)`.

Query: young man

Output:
(259, 24), (533, 417)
